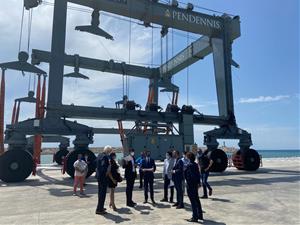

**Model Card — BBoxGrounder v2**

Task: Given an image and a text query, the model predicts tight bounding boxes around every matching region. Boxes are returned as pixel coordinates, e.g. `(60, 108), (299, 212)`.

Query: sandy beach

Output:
(0, 157), (299, 225)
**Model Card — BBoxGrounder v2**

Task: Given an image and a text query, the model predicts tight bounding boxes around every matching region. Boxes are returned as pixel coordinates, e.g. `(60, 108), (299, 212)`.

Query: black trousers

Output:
(126, 177), (135, 204)
(139, 170), (144, 188)
(174, 179), (184, 207)
(163, 174), (174, 201)
(144, 175), (154, 201)
(187, 185), (203, 220)
(96, 180), (108, 211)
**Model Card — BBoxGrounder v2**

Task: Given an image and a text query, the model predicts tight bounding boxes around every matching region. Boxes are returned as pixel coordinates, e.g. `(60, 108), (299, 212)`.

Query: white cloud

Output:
(239, 95), (290, 104)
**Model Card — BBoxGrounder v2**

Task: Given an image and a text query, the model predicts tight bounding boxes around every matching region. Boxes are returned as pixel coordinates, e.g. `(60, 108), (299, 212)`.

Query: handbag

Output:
(116, 173), (123, 183)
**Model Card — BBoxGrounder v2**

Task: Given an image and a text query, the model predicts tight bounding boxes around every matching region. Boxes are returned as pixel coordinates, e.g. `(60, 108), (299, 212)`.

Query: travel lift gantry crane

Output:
(0, 0), (261, 183)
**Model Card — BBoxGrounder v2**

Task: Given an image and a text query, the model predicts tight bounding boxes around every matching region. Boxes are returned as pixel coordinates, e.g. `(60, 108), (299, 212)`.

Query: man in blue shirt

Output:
(135, 151), (145, 189)
(141, 150), (156, 204)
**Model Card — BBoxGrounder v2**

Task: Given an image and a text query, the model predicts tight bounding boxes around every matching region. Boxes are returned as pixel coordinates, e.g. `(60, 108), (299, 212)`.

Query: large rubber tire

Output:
(243, 149), (260, 171)
(54, 148), (69, 165)
(0, 150), (33, 183)
(65, 149), (96, 178)
(26, 146), (34, 155)
(207, 149), (228, 172)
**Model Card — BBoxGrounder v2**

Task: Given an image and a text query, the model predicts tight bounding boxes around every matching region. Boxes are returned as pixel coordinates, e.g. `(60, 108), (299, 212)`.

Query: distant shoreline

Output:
(40, 147), (124, 155)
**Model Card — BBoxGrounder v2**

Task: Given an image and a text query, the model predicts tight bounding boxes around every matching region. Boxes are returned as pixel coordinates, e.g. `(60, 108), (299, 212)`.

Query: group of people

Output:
(160, 149), (214, 222)
(73, 145), (214, 223)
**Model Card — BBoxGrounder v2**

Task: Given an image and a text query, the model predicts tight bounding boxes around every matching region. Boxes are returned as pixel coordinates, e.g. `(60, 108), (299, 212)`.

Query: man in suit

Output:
(141, 150), (156, 204)
(123, 148), (137, 207)
(172, 150), (185, 209)
(95, 145), (112, 215)
(185, 152), (203, 222)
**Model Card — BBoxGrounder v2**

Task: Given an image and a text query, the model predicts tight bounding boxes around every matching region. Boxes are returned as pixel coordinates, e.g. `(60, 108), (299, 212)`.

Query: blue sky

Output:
(0, 0), (299, 149)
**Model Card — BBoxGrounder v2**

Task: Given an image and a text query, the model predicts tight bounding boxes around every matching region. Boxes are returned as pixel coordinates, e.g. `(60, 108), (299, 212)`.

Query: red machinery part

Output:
(232, 150), (244, 169)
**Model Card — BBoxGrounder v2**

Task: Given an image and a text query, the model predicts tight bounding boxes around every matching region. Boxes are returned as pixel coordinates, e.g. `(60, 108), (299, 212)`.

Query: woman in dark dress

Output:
(108, 152), (122, 211)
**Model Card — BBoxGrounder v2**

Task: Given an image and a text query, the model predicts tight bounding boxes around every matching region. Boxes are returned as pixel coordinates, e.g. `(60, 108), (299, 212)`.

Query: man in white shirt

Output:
(161, 150), (175, 203)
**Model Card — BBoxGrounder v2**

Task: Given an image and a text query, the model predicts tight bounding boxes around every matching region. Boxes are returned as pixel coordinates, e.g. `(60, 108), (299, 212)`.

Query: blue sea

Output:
(257, 150), (300, 158)
(39, 150), (300, 165)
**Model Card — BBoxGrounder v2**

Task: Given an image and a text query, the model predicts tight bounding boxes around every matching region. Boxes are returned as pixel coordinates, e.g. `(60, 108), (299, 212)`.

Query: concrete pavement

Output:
(0, 158), (299, 225)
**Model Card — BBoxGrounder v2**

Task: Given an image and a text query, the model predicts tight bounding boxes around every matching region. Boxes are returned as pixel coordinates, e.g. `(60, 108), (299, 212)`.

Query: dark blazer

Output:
(141, 158), (156, 179)
(172, 158), (184, 182)
(123, 156), (137, 180)
(96, 153), (109, 182)
(185, 162), (201, 187)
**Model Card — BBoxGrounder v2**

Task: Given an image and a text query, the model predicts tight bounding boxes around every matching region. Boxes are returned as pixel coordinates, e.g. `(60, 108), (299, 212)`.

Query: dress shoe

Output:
(209, 189), (213, 196)
(95, 210), (107, 215)
(186, 218), (198, 223)
(160, 198), (168, 202)
(200, 195), (208, 199)
(172, 202), (178, 207)
(151, 200), (156, 205)
(127, 203), (135, 207)
(143, 200), (148, 204)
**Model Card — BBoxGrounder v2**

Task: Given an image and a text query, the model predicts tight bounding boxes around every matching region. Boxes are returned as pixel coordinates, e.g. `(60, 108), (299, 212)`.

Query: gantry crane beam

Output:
(160, 36), (211, 78)
(68, 0), (240, 40)
(50, 104), (228, 126)
(32, 49), (158, 79)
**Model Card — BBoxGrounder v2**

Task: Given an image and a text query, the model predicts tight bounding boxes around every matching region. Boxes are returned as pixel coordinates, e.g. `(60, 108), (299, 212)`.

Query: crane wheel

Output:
(232, 150), (244, 170)
(207, 149), (228, 172)
(0, 150), (33, 183)
(243, 148), (260, 171)
(65, 149), (96, 178)
(232, 149), (260, 171)
(54, 148), (69, 165)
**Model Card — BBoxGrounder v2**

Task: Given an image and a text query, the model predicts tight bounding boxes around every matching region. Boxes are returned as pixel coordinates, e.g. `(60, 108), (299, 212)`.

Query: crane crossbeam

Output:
(49, 104), (228, 126)
(32, 49), (158, 79)
(68, 0), (240, 39)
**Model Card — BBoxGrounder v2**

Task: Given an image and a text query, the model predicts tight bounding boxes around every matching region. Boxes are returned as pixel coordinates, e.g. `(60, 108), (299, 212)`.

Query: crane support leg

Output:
(47, 0), (67, 117)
